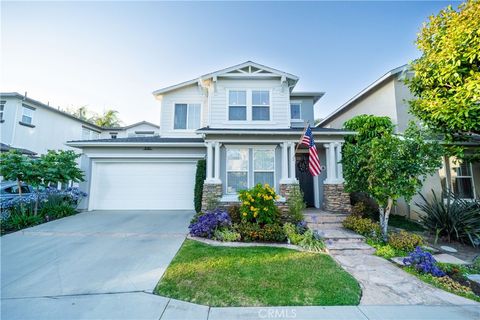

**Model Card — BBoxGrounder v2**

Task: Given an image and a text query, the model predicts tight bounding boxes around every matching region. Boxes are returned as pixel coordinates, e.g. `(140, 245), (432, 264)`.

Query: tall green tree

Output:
(405, 0), (480, 158)
(0, 150), (34, 196)
(40, 150), (84, 187)
(342, 115), (444, 240)
(93, 110), (122, 127)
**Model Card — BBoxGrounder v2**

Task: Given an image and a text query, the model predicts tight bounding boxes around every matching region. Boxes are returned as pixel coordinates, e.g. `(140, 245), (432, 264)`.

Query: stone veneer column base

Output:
(323, 184), (352, 214)
(201, 182), (222, 212)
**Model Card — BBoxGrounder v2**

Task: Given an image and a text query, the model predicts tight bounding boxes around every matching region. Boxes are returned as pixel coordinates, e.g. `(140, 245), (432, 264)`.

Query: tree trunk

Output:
(17, 179), (23, 197)
(34, 186), (39, 216)
(379, 198), (394, 242)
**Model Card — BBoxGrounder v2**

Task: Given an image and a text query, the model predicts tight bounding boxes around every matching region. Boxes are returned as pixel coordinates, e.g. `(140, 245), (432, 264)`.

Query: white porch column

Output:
(335, 142), (344, 183)
(214, 142), (221, 182)
(289, 142), (297, 181)
(323, 143), (336, 184)
(280, 142), (289, 183)
(206, 142), (213, 182)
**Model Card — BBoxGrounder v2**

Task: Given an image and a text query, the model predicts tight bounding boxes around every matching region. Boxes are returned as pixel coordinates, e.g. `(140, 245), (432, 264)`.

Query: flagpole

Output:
(295, 121), (310, 153)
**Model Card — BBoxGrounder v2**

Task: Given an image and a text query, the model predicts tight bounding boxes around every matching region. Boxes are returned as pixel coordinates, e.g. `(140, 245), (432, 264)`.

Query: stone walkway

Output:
(305, 210), (480, 306)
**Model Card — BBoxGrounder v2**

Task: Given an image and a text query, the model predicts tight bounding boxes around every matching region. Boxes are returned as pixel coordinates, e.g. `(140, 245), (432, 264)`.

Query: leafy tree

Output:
(342, 115), (444, 240)
(0, 150), (34, 196)
(405, 0), (480, 159)
(92, 110), (122, 127)
(40, 150), (84, 187)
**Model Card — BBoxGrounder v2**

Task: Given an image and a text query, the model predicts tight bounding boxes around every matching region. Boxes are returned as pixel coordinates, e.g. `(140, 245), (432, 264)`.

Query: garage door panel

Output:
(91, 161), (196, 210)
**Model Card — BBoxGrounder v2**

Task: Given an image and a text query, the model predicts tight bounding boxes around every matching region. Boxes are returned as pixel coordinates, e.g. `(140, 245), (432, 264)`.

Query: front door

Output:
(296, 154), (314, 207)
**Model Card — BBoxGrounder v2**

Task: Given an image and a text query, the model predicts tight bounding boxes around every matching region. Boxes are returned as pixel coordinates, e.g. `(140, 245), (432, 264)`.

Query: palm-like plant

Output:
(416, 191), (480, 247)
(93, 110), (121, 127)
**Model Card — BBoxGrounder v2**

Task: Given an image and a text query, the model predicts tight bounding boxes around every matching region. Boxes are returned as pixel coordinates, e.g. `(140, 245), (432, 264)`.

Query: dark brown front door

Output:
(296, 154), (314, 207)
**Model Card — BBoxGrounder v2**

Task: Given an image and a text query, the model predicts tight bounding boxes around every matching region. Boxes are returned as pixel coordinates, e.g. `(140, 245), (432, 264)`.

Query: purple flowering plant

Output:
(403, 246), (445, 277)
(189, 209), (231, 239)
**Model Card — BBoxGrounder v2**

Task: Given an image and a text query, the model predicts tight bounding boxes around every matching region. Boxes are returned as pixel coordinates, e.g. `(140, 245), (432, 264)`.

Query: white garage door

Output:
(90, 161), (196, 210)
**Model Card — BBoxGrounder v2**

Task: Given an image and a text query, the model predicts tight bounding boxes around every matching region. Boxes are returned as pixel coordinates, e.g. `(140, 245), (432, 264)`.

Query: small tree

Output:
(40, 150), (84, 187)
(0, 150), (33, 196)
(342, 115), (444, 240)
(405, 0), (480, 159)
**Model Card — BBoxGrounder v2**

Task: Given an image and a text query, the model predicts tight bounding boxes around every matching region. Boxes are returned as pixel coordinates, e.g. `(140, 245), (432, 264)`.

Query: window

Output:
(226, 148), (249, 194)
(0, 103), (4, 121)
(253, 149), (275, 186)
(174, 103), (201, 130)
(440, 157), (476, 199)
(290, 103), (301, 120)
(228, 91), (247, 120)
(21, 106), (34, 124)
(252, 91), (270, 121)
(111, 134), (117, 139)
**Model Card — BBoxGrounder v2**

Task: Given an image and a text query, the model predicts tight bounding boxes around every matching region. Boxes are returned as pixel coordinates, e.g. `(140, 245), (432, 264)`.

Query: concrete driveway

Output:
(1, 210), (193, 319)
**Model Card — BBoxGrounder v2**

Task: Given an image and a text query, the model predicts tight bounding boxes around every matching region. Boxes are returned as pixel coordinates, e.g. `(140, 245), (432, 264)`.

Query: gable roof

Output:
(317, 65), (408, 127)
(152, 61), (299, 96)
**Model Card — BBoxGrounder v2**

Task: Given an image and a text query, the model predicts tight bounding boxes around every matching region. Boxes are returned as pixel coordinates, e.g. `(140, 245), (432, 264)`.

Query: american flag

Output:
(300, 125), (322, 176)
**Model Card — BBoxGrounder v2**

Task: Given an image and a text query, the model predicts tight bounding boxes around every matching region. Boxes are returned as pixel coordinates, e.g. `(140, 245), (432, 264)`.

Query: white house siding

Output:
(1, 96), (98, 155)
(393, 78), (416, 133)
(209, 79), (290, 129)
(323, 79), (398, 130)
(99, 123), (160, 139)
(159, 84), (207, 138)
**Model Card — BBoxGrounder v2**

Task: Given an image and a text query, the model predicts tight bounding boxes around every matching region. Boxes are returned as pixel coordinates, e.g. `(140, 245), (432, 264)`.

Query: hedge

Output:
(194, 159), (206, 213)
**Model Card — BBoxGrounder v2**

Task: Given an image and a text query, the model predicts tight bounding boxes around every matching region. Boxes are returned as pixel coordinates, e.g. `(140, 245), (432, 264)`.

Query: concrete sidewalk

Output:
(3, 293), (479, 320)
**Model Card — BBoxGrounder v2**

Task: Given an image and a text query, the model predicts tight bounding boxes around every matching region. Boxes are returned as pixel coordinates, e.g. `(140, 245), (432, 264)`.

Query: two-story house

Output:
(318, 65), (480, 219)
(0, 92), (160, 156)
(68, 61), (353, 212)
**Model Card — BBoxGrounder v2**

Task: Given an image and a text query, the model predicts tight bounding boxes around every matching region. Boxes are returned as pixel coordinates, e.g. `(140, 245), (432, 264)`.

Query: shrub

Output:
(41, 202), (76, 219)
(388, 230), (423, 252)
(374, 244), (397, 259)
(351, 202), (367, 217)
(296, 220), (308, 234)
(189, 209), (231, 239)
(227, 205), (242, 224)
(283, 222), (303, 245)
(403, 247), (445, 277)
(194, 159), (206, 213)
(285, 184), (305, 223)
(3, 211), (43, 231)
(436, 276), (473, 295)
(350, 192), (379, 220)
(416, 191), (480, 246)
(213, 228), (241, 242)
(298, 229), (325, 252)
(235, 222), (286, 242)
(342, 215), (381, 238)
(238, 184), (280, 224)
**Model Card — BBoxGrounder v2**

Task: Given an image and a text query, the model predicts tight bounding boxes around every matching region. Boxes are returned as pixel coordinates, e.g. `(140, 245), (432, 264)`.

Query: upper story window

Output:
(252, 91), (270, 121)
(174, 103), (201, 130)
(290, 103), (301, 120)
(228, 91), (247, 121)
(21, 106), (34, 125)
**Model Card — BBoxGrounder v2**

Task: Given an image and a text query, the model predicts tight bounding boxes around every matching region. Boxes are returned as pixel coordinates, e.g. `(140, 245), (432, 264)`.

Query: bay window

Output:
(174, 103), (201, 130)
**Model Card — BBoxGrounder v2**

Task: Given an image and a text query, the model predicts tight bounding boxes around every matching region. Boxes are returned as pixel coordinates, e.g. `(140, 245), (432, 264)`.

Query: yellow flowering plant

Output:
(238, 183), (280, 224)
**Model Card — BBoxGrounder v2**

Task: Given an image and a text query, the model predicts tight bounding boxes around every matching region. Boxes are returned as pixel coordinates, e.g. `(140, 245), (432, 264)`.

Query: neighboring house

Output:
(68, 61), (353, 212)
(318, 65), (480, 218)
(0, 92), (160, 156)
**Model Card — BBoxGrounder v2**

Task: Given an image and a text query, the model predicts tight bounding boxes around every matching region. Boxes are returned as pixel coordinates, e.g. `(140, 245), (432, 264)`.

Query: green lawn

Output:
(155, 240), (361, 307)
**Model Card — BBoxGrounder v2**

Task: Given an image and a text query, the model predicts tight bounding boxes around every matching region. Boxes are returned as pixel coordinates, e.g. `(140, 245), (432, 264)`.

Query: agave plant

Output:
(416, 191), (480, 247)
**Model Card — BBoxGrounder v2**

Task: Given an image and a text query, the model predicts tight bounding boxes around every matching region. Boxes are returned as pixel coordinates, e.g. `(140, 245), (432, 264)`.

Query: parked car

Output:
(0, 181), (35, 201)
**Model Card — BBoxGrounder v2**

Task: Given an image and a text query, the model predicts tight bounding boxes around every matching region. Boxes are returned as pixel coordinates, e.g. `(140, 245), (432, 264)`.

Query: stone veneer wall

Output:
(323, 184), (351, 214)
(201, 183), (222, 212)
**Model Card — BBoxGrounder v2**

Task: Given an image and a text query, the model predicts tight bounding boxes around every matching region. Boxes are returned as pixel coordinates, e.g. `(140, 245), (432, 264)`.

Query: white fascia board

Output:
(197, 129), (356, 135)
(66, 142), (206, 148)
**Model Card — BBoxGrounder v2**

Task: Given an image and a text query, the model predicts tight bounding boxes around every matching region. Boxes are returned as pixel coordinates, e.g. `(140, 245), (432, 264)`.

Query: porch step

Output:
(326, 241), (376, 255)
(304, 213), (347, 224)
(308, 222), (344, 229)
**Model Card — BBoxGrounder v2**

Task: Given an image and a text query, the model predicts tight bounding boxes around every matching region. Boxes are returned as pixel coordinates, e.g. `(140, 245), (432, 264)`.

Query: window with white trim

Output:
(440, 157), (476, 199)
(21, 106), (34, 124)
(174, 103), (201, 130)
(290, 103), (301, 120)
(226, 148), (249, 194)
(253, 149), (275, 186)
(0, 103), (4, 121)
(252, 91), (270, 121)
(228, 91), (247, 121)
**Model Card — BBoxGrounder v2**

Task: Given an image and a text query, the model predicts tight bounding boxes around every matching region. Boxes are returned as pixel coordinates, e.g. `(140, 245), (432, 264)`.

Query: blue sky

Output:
(1, 1), (455, 124)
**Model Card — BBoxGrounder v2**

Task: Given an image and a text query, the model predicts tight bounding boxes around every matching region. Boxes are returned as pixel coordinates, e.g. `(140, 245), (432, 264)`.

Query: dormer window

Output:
(252, 91), (270, 121)
(174, 103), (201, 130)
(228, 91), (247, 121)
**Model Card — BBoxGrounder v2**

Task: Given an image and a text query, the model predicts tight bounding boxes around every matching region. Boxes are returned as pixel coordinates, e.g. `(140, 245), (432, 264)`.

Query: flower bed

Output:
(189, 184), (325, 253)
(0, 187), (87, 234)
